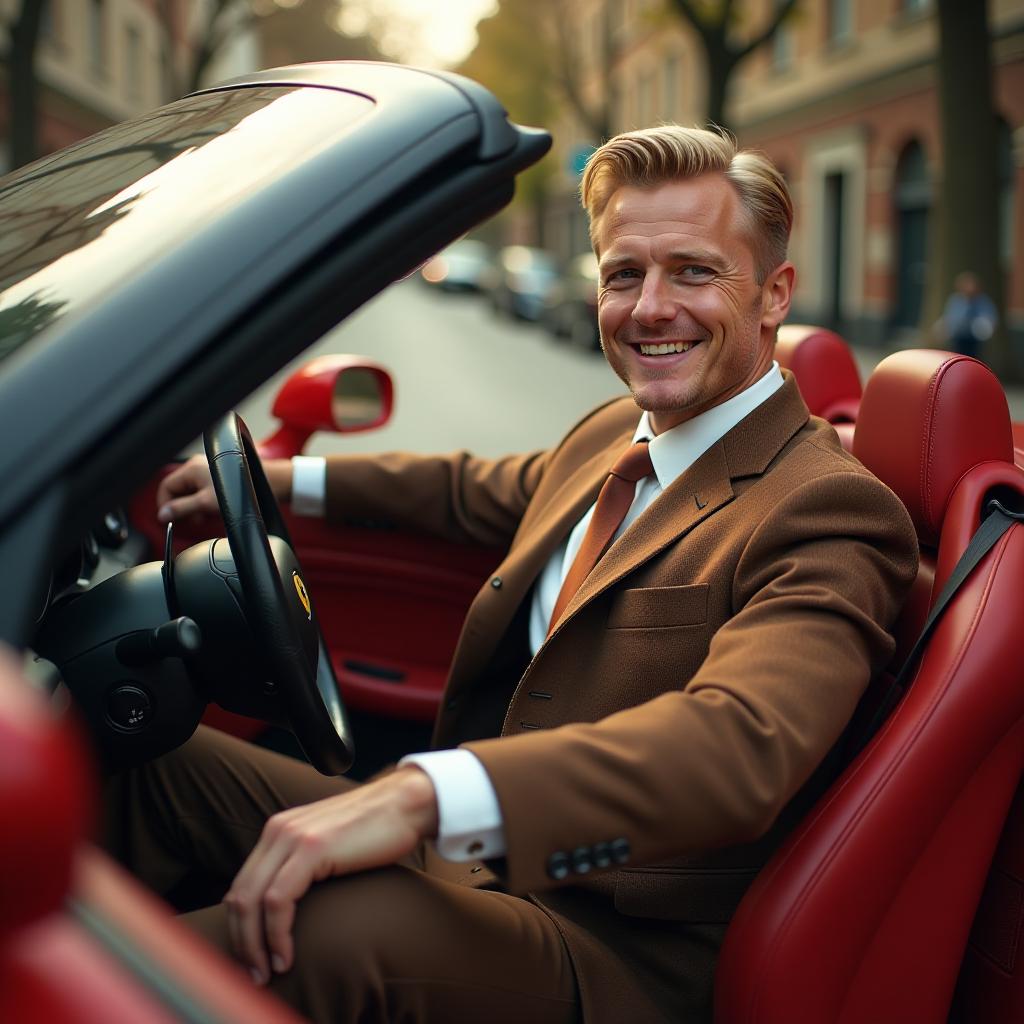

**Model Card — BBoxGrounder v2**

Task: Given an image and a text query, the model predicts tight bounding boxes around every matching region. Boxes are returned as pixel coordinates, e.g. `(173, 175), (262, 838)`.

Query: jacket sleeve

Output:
(322, 449), (551, 547)
(462, 469), (919, 894)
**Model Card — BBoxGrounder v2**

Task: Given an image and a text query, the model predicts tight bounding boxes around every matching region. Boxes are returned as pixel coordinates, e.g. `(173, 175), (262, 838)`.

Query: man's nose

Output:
(631, 274), (676, 326)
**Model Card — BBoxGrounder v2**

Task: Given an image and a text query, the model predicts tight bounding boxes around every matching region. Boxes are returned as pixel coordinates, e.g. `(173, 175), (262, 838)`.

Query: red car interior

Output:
(16, 348), (1024, 1021)
(0, 657), (304, 1024)
(128, 477), (502, 729)
(716, 350), (1024, 1023)
(774, 324), (862, 451)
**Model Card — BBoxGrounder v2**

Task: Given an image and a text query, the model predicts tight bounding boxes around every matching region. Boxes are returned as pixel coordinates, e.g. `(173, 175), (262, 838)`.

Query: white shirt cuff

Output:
(400, 748), (507, 861)
(290, 456), (326, 517)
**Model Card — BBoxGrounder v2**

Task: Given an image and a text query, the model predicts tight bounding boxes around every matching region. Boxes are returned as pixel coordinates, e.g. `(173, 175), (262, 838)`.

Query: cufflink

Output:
(547, 851), (571, 881)
(571, 846), (593, 875)
(610, 837), (631, 865)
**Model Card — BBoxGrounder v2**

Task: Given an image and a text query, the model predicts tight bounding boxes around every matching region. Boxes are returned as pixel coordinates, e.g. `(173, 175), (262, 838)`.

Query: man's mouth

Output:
(636, 341), (698, 356)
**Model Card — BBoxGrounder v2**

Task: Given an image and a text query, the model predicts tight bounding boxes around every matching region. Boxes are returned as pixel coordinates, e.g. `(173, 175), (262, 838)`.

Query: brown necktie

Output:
(548, 440), (654, 635)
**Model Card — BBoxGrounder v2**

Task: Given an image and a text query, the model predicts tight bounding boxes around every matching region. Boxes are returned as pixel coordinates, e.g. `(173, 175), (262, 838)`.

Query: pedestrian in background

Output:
(939, 271), (998, 360)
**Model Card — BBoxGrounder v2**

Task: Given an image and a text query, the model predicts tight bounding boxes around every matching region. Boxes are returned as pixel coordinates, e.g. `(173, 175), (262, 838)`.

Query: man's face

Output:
(595, 174), (794, 434)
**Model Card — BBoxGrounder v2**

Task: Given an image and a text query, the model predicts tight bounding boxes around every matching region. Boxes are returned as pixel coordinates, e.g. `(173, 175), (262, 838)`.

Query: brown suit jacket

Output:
(324, 373), (918, 1022)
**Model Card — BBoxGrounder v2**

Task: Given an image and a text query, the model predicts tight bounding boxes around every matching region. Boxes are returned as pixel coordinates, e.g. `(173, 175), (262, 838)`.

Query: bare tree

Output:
(4, 0), (46, 168)
(667, 0), (798, 130)
(934, 0), (1010, 376)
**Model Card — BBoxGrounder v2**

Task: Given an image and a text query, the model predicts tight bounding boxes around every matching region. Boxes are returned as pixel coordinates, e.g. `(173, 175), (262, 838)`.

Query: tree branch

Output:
(734, 0), (799, 63)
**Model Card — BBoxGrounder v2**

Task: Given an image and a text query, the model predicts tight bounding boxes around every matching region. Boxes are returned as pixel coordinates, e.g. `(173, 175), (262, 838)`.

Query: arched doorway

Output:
(893, 140), (931, 329)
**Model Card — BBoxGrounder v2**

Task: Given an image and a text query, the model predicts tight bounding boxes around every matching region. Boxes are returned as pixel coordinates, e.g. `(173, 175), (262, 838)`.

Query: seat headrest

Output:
(853, 350), (1014, 546)
(775, 325), (862, 422)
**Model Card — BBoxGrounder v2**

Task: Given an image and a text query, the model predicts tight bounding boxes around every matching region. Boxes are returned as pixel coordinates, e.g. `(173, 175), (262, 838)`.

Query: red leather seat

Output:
(0, 650), (304, 1024)
(715, 351), (1024, 1023)
(775, 325), (862, 452)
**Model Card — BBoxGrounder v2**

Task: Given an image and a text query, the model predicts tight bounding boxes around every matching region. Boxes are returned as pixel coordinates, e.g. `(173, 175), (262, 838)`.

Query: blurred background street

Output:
(2, 0), (1023, 430)
(233, 277), (1024, 456)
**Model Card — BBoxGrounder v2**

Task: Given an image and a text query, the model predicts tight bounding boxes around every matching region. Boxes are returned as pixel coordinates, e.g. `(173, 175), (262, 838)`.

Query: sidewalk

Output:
(849, 343), (1024, 422)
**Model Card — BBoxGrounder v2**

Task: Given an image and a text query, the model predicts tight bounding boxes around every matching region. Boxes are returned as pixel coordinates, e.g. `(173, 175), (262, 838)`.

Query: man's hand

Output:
(224, 766), (439, 984)
(155, 454), (293, 523)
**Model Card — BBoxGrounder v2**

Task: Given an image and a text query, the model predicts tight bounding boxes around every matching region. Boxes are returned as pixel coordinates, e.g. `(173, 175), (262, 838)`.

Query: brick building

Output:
(546, 0), (1024, 351)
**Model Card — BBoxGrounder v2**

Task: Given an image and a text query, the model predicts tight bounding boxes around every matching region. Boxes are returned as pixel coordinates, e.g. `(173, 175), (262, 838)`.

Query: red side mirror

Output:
(259, 356), (394, 459)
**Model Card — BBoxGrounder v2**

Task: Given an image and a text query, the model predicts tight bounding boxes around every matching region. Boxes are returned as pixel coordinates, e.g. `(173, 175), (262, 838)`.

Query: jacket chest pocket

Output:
(606, 583), (709, 630)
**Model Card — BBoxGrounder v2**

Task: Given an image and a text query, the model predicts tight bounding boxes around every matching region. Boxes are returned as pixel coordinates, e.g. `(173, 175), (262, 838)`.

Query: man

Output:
(938, 271), (998, 360)
(116, 126), (917, 1023)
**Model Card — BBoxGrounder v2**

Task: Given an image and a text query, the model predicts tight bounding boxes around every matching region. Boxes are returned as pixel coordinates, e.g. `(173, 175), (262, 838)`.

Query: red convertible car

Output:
(2, 62), (1024, 1024)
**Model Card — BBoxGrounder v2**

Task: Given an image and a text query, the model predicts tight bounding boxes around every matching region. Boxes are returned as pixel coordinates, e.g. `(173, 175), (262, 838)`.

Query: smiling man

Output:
(120, 126), (918, 1024)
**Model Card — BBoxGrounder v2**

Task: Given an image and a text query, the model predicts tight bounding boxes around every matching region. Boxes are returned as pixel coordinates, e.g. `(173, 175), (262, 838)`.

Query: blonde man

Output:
(119, 126), (917, 1023)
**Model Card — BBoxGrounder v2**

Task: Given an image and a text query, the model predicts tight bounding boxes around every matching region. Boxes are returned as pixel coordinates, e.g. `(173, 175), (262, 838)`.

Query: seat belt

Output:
(859, 498), (1024, 750)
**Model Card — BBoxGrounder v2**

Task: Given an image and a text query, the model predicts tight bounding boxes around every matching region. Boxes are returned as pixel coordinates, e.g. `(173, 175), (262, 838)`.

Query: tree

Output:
(3, 0), (46, 169)
(157, 0), (367, 100)
(458, 0), (561, 242)
(934, 0), (1010, 376)
(666, 0), (798, 130)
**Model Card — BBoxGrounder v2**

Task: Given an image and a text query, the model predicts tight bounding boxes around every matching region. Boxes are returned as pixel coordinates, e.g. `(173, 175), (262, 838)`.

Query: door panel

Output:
(129, 470), (504, 729)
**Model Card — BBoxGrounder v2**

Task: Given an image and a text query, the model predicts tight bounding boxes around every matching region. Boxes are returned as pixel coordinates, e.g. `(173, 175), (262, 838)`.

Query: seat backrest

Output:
(774, 324), (862, 425)
(716, 351), (1024, 1024)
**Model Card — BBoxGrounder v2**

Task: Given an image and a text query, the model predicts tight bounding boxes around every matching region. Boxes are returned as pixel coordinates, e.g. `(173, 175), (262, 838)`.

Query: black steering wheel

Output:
(204, 413), (355, 775)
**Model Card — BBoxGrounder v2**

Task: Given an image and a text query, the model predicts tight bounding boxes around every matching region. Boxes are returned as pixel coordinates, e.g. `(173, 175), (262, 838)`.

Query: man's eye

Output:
(680, 265), (714, 279)
(604, 268), (639, 285)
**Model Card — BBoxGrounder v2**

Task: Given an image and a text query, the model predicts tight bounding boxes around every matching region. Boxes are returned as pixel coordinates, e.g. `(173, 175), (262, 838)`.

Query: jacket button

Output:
(547, 851), (571, 881)
(592, 841), (612, 869)
(571, 846), (593, 875)
(610, 838), (631, 865)
(491, 576), (503, 589)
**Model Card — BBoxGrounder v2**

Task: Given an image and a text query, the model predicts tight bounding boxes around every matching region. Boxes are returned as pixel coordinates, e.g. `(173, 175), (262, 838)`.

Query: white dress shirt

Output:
(291, 364), (785, 860)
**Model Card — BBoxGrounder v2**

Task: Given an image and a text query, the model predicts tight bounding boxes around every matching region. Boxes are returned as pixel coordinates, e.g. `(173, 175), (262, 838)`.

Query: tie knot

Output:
(609, 440), (654, 483)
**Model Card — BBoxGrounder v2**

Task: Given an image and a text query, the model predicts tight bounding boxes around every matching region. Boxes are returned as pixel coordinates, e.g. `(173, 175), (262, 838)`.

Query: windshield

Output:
(0, 86), (373, 364)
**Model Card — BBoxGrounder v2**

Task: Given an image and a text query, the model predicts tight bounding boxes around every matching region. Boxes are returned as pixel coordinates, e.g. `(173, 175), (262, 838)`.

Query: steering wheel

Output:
(204, 413), (355, 775)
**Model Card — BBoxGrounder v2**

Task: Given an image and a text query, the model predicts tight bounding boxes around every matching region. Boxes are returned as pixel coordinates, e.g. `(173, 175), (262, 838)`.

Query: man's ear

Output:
(761, 261), (795, 330)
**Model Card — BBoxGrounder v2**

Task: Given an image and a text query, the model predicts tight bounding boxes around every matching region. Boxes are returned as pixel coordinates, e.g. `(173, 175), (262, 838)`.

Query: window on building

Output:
(772, 0), (794, 72)
(662, 53), (679, 121)
(997, 118), (1015, 268)
(893, 139), (932, 329)
(41, 0), (60, 45)
(125, 24), (142, 98)
(827, 0), (854, 48)
(88, 0), (107, 76)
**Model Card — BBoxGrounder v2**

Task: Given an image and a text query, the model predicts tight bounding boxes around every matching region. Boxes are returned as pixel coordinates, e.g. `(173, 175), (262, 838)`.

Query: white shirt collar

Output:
(630, 362), (785, 490)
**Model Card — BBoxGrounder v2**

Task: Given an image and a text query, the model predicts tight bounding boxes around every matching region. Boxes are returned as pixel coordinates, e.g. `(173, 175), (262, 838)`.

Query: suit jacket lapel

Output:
(550, 374), (810, 636)
(447, 424), (634, 687)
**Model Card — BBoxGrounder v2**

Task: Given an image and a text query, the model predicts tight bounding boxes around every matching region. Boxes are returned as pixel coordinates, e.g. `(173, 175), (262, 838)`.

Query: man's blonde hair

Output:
(580, 125), (793, 282)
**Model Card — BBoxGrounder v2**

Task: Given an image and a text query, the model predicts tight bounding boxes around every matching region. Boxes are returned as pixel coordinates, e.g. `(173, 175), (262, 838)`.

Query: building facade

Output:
(0, 0), (260, 173)
(547, 0), (1024, 351)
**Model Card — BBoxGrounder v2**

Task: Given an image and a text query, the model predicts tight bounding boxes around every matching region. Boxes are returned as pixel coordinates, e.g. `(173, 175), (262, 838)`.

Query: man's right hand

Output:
(156, 454), (293, 523)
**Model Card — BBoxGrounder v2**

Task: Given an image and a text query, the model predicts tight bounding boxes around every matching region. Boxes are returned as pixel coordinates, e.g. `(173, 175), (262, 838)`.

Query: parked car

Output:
(541, 251), (600, 349)
(419, 237), (492, 292)
(484, 244), (559, 321)
(4, 58), (1024, 1024)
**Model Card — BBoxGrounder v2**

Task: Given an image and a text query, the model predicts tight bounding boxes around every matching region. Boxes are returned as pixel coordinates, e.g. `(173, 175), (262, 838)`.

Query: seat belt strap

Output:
(862, 499), (1023, 745)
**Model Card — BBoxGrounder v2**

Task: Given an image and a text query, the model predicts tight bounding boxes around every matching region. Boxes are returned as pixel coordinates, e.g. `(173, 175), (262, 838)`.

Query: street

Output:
(236, 278), (627, 458)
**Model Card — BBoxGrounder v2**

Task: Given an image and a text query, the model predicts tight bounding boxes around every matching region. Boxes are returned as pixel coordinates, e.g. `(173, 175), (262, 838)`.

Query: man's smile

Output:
(637, 340), (698, 356)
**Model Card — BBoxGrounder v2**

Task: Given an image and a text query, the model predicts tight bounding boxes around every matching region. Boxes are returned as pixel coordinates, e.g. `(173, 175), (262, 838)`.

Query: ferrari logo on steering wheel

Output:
(292, 571), (312, 620)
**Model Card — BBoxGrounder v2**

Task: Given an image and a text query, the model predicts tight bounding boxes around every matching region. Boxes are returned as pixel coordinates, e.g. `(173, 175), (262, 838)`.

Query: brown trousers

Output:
(102, 726), (580, 1024)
